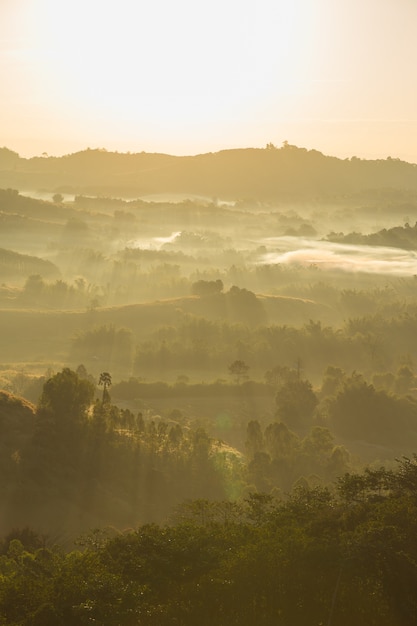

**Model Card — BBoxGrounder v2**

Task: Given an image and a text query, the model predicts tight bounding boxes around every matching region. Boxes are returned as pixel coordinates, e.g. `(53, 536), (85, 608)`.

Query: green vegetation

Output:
(2, 146), (417, 622)
(2, 363), (417, 541)
(1, 458), (417, 624)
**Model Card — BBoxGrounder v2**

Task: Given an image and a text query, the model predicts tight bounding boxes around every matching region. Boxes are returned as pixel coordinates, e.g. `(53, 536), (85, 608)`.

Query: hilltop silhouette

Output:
(1, 143), (417, 200)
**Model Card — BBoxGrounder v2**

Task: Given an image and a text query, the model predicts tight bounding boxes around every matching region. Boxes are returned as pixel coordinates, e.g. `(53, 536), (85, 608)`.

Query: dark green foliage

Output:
(275, 378), (318, 431)
(0, 391), (37, 484)
(245, 420), (350, 493)
(226, 285), (267, 325)
(3, 372), (241, 537)
(1, 459), (417, 624)
(38, 368), (95, 424)
(0, 527), (45, 554)
(328, 373), (417, 445)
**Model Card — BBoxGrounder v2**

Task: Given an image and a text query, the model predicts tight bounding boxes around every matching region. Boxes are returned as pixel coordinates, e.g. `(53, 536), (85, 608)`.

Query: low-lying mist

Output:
(260, 236), (417, 276)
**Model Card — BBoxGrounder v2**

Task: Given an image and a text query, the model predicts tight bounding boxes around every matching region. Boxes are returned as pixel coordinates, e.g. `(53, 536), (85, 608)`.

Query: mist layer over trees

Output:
(1, 143), (417, 622)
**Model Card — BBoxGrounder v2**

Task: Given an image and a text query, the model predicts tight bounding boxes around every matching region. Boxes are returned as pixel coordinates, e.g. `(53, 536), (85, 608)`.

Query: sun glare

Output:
(2, 0), (417, 159)
(24, 0), (315, 150)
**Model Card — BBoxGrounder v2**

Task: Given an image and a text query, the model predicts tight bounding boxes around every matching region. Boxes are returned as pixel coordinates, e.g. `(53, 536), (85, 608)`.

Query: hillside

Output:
(1, 144), (417, 200)
(0, 391), (36, 500)
(0, 248), (59, 282)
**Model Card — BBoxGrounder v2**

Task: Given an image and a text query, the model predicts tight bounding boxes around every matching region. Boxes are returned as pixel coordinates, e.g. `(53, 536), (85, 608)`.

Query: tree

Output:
(275, 379), (318, 431)
(99, 372), (112, 404)
(328, 375), (417, 445)
(245, 420), (264, 459)
(22, 274), (45, 302)
(265, 365), (299, 388)
(228, 360), (250, 384)
(38, 367), (95, 424)
(320, 365), (346, 397)
(226, 286), (266, 326)
(265, 421), (298, 460)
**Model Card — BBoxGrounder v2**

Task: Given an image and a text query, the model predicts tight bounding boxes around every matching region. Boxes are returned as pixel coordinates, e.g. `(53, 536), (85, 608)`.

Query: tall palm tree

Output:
(98, 371), (112, 404)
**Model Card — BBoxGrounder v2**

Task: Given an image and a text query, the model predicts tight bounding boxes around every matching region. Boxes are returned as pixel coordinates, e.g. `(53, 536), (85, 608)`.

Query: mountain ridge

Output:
(1, 144), (417, 200)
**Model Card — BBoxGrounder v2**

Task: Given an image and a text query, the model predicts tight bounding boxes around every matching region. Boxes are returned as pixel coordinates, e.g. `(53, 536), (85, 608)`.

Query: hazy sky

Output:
(1, 0), (417, 160)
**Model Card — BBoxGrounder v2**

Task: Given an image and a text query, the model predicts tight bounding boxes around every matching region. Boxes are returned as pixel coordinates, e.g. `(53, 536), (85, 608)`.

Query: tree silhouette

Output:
(98, 371), (112, 404)
(38, 367), (95, 424)
(275, 378), (318, 431)
(228, 360), (250, 384)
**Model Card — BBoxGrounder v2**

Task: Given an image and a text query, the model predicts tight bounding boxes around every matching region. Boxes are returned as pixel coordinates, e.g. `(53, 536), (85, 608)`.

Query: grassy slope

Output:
(0, 292), (331, 371)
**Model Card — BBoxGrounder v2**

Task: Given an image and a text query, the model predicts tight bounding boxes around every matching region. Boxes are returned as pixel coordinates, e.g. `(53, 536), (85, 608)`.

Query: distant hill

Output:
(0, 248), (59, 281)
(1, 144), (417, 200)
(0, 187), (87, 222)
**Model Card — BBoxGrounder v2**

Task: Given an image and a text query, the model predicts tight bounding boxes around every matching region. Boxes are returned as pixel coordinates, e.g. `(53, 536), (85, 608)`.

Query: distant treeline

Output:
(328, 220), (417, 249)
(1, 144), (417, 198)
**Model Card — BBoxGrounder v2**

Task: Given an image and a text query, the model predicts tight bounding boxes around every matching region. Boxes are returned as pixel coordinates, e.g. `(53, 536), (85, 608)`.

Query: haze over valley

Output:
(2, 145), (417, 622)
(3, 145), (417, 447)
(4, 134), (417, 626)
(2, 0), (417, 622)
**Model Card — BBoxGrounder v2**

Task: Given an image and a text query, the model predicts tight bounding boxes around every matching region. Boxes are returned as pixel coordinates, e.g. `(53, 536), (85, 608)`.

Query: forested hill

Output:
(1, 144), (417, 199)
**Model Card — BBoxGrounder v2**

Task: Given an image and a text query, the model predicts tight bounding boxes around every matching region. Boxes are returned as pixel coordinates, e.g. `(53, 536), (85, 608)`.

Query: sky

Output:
(1, 0), (417, 161)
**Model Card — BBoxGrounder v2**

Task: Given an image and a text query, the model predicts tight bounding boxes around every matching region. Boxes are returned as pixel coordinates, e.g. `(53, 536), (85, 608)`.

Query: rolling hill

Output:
(1, 144), (417, 200)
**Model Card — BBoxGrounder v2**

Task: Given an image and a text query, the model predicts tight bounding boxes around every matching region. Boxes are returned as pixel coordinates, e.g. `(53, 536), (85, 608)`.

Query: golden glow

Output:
(34, 1), (313, 130)
(1, 0), (417, 159)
